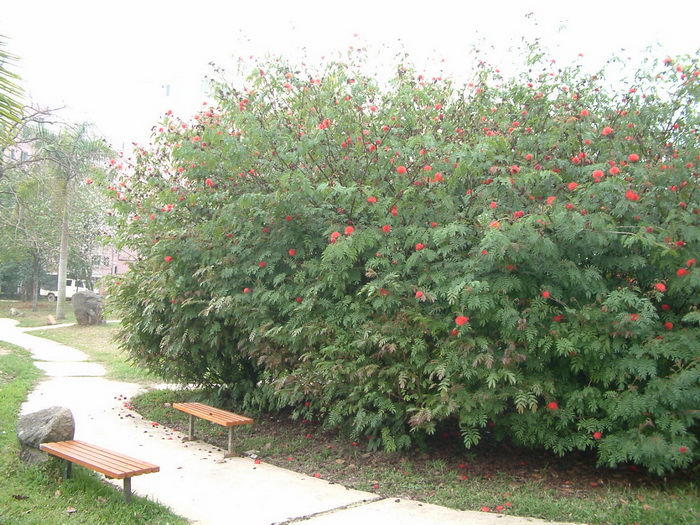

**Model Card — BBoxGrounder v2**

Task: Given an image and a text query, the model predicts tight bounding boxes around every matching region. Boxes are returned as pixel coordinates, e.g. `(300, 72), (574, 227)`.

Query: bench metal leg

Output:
(65, 460), (73, 478)
(225, 426), (234, 458)
(123, 478), (132, 503)
(186, 413), (196, 441)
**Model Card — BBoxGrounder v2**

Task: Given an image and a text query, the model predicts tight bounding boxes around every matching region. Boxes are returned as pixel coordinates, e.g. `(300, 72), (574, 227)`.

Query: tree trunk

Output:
(31, 252), (39, 312)
(56, 179), (70, 320)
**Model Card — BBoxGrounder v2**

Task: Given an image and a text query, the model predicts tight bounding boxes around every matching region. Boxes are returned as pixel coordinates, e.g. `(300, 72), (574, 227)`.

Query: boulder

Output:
(9, 307), (24, 317)
(17, 406), (75, 464)
(47, 314), (56, 325)
(72, 290), (104, 325)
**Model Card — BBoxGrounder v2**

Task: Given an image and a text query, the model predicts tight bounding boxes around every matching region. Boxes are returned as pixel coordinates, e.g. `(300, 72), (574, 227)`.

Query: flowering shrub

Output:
(105, 48), (699, 474)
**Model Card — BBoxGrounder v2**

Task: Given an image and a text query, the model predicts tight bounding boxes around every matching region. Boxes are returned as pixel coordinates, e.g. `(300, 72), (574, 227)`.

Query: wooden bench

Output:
(173, 402), (253, 457)
(40, 440), (159, 502)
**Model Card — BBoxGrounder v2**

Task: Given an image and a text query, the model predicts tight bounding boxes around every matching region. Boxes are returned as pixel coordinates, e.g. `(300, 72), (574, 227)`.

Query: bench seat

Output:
(40, 440), (159, 502)
(173, 402), (253, 457)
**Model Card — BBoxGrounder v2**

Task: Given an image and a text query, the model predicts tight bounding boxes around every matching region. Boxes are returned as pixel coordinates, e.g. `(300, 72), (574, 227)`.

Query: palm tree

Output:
(35, 123), (111, 319)
(0, 35), (24, 149)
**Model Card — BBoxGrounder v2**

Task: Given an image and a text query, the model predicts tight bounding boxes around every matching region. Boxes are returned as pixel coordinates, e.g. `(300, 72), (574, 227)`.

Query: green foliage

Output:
(105, 47), (700, 475)
(0, 35), (23, 148)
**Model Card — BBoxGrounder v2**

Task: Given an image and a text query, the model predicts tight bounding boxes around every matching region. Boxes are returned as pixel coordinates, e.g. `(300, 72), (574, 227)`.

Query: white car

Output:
(39, 278), (92, 301)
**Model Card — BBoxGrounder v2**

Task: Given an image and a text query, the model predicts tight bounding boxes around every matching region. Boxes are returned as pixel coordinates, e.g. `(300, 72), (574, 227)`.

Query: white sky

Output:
(2, 0), (699, 153)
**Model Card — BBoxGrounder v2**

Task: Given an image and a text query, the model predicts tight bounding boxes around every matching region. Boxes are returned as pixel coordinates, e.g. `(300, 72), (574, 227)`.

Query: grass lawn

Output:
(1, 299), (78, 327)
(1, 300), (154, 384)
(27, 323), (155, 384)
(0, 342), (187, 525)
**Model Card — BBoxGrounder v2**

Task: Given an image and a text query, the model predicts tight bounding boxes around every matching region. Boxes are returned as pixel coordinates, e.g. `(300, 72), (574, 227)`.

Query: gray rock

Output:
(9, 307), (24, 317)
(72, 290), (104, 326)
(17, 406), (75, 464)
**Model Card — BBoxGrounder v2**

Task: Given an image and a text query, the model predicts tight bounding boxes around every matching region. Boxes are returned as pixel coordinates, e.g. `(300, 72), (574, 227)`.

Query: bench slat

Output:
(40, 440), (159, 479)
(173, 402), (254, 427)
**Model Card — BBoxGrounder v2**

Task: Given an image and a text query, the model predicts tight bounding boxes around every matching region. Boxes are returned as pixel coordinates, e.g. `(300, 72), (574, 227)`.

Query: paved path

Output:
(1, 318), (578, 525)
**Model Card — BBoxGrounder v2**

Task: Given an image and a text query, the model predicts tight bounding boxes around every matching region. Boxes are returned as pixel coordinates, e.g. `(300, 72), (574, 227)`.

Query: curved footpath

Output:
(1, 318), (579, 525)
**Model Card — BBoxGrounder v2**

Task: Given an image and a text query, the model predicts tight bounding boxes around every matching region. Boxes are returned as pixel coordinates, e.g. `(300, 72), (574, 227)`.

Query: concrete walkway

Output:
(1, 318), (578, 525)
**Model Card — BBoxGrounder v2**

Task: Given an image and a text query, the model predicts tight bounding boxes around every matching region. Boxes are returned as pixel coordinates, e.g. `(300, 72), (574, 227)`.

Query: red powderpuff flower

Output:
(680, 446), (689, 453)
(382, 225), (391, 233)
(664, 321), (674, 330)
(553, 315), (565, 322)
(546, 196), (556, 205)
(205, 178), (214, 187)
(592, 169), (605, 180)
(415, 291), (424, 298)
(288, 249), (296, 257)
(542, 291), (551, 299)
(513, 210), (525, 219)
(396, 165), (407, 174)
(601, 126), (614, 136)
(567, 182), (578, 191)
(367, 196), (377, 203)
(687, 259), (696, 267)
(548, 401), (559, 410)
(455, 315), (469, 326)
(259, 261), (266, 268)
(593, 431), (603, 440)
(677, 268), (689, 277)
(344, 226), (355, 235)
(415, 243), (424, 251)
(625, 189), (640, 202)
(628, 153), (640, 162)
(654, 283), (666, 293)
(164, 256), (173, 262)
(630, 313), (640, 321)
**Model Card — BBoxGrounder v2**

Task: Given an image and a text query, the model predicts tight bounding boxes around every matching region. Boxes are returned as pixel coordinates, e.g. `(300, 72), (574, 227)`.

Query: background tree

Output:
(1, 107), (59, 307)
(0, 164), (59, 309)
